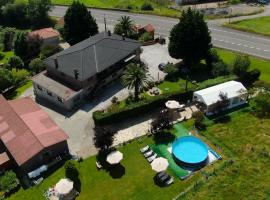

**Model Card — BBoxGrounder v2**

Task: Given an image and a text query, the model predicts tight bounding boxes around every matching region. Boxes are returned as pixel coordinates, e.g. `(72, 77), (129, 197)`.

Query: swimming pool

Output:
(172, 136), (208, 166)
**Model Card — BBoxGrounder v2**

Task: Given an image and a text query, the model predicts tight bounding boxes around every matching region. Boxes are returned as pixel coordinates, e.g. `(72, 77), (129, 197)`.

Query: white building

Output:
(193, 81), (248, 115)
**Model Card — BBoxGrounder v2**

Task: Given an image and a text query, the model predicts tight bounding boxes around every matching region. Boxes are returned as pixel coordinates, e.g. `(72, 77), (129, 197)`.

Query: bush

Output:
(206, 48), (220, 67)
(65, 160), (79, 181)
(163, 63), (178, 80)
(253, 80), (270, 90)
(254, 91), (270, 117)
(232, 54), (250, 78)
(11, 68), (29, 85)
(0, 171), (19, 192)
(39, 45), (61, 60)
(138, 32), (153, 43)
(193, 111), (206, 130)
(0, 68), (14, 92)
(0, 52), (4, 60)
(141, 3), (154, 11)
(5, 55), (24, 69)
(243, 68), (261, 86)
(211, 61), (230, 77)
(29, 58), (45, 74)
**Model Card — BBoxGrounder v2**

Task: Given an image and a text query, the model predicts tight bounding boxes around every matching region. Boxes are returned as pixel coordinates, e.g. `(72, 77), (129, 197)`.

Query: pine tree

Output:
(64, 1), (98, 45)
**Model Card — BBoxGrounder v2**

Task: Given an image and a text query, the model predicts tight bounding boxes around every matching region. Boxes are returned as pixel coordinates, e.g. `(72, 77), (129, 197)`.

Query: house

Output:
(32, 31), (141, 110)
(133, 24), (155, 38)
(28, 28), (60, 47)
(0, 95), (69, 172)
(193, 81), (248, 115)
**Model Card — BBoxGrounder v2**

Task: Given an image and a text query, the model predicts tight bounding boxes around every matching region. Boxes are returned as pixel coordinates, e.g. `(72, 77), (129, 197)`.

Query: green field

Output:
(216, 48), (270, 83)
(225, 16), (270, 37)
(16, 0), (180, 18)
(182, 110), (270, 200)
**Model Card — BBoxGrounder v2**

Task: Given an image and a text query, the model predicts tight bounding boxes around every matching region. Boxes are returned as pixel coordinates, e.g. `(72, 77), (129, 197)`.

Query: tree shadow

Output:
(153, 174), (167, 188)
(109, 164), (125, 179)
(73, 177), (81, 193)
(213, 115), (231, 124)
(153, 130), (176, 145)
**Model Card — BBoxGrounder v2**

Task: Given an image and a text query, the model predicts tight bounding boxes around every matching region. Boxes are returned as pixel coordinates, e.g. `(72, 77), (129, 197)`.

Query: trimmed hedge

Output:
(93, 75), (238, 124)
(93, 91), (193, 124)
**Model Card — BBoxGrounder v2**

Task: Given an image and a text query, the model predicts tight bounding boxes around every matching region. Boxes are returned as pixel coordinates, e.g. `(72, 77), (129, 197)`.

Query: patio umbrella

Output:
(55, 178), (73, 196)
(165, 100), (182, 109)
(106, 151), (123, 165)
(151, 157), (169, 172)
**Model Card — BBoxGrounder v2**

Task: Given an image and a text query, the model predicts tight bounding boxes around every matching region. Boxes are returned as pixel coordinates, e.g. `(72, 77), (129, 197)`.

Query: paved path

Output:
(50, 5), (270, 59)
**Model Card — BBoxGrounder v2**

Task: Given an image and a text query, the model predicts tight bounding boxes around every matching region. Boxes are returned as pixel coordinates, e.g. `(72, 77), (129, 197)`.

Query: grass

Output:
(4, 80), (32, 100)
(16, 0), (180, 18)
(181, 109), (270, 199)
(0, 51), (14, 64)
(8, 136), (202, 200)
(224, 16), (270, 37)
(216, 48), (270, 83)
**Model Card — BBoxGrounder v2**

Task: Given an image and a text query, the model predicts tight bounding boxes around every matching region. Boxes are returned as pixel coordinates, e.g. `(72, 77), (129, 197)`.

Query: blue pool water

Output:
(172, 136), (208, 164)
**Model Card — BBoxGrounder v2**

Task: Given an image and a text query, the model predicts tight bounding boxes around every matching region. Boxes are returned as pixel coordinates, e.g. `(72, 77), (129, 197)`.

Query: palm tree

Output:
(122, 63), (152, 101)
(118, 16), (134, 36)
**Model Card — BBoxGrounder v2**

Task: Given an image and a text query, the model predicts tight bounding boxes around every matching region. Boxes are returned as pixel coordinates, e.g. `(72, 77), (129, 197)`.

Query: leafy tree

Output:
(206, 48), (220, 67)
(122, 63), (152, 101)
(244, 69), (261, 86)
(11, 68), (29, 84)
(64, 160), (79, 181)
(6, 55), (24, 69)
(211, 61), (230, 77)
(151, 109), (173, 133)
(169, 8), (211, 67)
(28, 0), (52, 29)
(2, 27), (16, 51)
(93, 126), (116, 151)
(0, 68), (14, 92)
(2, 2), (29, 28)
(64, 1), (98, 45)
(254, 91), (270, 117)
(232, 54), (250, 77)
(0, 0), (14, 7)
(29, 58), (45, 74)
(27, 34), (43, 61)
(14, 31), (28, 61)
(114, 16), (134, 37)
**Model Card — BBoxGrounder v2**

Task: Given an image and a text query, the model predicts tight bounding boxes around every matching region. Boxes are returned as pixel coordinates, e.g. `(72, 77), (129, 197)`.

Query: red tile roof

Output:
(28, 28), (60, 40)
(0, 95), (68, 166)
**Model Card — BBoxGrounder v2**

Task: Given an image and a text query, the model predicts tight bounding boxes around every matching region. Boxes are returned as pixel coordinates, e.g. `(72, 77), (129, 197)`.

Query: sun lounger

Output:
(147, 153), (157, 163)
(140, 145), (150, 153)
(157, 171), (167, 179)
(96, 161), (102, 170)
(160, 174), (170, 182)
(165, 177), (174, 185)
(144, 150), (153, 158)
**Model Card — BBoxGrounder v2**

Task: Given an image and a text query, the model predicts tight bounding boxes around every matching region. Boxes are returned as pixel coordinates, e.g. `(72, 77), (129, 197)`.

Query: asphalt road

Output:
(50, 6), (270, 59)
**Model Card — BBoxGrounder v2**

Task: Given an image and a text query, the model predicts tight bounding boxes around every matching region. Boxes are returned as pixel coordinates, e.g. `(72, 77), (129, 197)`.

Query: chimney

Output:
(73, 69), (79, 80)
(108, 30), (111, 36)
(122, 34), (125, 40)
(54, 58), (58, 69)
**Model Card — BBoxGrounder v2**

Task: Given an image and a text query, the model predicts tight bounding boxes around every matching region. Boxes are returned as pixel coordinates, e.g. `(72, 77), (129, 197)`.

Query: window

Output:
(47, 91), (52, 96)
(37, 85), (42, 91)
(232, 97), (239, 105)
(57, 97), (63, 103)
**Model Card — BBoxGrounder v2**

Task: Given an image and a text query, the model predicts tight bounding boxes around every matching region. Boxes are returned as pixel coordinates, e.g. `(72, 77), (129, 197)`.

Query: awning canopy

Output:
(55, 178), (74, 195)
(151, 157), (169, 172)
(106, 151), (123, 165)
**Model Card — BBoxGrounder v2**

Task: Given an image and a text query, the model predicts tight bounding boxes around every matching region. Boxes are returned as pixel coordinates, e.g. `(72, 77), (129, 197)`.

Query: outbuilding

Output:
(193, 81), (248, 115)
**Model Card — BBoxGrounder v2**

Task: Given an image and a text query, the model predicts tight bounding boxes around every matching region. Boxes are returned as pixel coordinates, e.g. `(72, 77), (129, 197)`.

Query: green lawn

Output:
(216, 48), (270, 83)
(9, 136), (202, 200)
(224, 16), (270, 37)
(4, 80), (32, 100)
(181, 109), (270, 199)
(16, 0), (180, 18)
(0, 51), (14, 64)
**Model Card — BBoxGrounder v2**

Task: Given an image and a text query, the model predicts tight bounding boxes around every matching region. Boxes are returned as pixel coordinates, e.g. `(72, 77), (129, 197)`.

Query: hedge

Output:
(93, 90), (194, 124)
(93, 75), (238, 124)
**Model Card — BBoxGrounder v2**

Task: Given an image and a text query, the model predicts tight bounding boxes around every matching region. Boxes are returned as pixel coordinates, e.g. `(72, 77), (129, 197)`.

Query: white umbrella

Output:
(151, 157), (169, 172)
(165, 100), (181, 109)
(106, 151), (123, 165)
(55, 178), (73, 196)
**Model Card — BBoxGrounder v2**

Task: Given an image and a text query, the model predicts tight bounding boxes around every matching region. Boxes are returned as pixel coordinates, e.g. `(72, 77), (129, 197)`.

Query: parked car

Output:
(158, 63), (166, 71)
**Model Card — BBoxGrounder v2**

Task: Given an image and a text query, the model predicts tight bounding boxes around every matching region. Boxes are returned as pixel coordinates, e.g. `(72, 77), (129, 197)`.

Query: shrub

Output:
(253, 80), (270, 90)
(206, 48), (220, 67)
(254, 91), (270, 117)
(139, 32), (153, 43)
(0, 52), (4, 60)
(11, 68), (29, 85)
(193, 111), (206, 130)
(196, 75), (237, 90)
(0, 171), (19, 192)
(65, 160), (79, 181)
(29, 58), (45, 74)
(211, 61), (230, 77)
(163, 63), (178, 80)
(243, 68), (261, 86)
(0, 68), (14, 92)
(232, 54), (250, 78)
(141, 3), (154, 11)
(39, 45), (61, 60)
(6, 55), (24, 69)
(93, 126), (116, 150)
